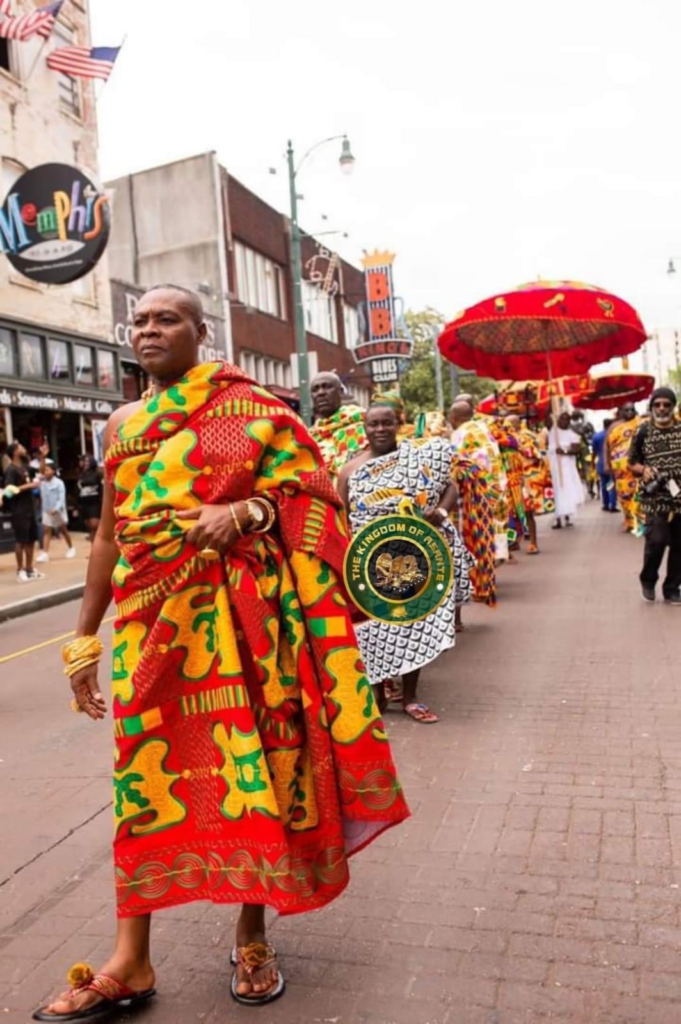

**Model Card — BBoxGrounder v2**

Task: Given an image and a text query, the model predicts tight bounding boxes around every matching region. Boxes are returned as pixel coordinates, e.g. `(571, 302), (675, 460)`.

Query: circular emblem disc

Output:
(343, 514), (454, 624)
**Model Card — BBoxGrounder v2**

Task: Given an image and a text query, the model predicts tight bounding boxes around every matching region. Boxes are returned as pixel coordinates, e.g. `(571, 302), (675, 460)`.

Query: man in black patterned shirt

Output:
(629, 388), (681, 605)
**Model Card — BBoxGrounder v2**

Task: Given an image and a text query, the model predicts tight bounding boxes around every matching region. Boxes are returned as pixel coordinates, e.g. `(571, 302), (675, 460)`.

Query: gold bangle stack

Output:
(248, 498), (276, 534)
(62, 636), (104, 678)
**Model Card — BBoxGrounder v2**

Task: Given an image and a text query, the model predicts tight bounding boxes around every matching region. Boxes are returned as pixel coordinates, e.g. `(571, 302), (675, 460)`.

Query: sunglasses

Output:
(652, 401), (673, 408)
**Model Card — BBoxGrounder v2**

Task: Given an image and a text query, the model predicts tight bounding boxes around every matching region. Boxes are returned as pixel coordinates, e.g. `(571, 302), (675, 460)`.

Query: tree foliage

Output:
(397, 308), (496, 420)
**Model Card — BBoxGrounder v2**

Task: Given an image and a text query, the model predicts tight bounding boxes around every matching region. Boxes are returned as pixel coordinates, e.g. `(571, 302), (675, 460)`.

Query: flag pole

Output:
(23, 0), (70, 86)
(95, 33), (126, 102)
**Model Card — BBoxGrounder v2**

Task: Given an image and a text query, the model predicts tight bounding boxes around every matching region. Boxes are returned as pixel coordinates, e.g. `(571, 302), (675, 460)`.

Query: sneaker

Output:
(35, 551), (49, 563)
(65, 547), (76, 559)
(641, 585), (656, 603)
(664, 594), (681, 606)
(26, 569), (46, 581)
(17, 569), (29, 583)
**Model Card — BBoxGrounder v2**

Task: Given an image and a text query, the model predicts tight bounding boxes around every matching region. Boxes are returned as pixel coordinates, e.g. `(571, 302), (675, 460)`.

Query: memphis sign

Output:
(0, 163), (110, 285)
(343, 514), (454, 624)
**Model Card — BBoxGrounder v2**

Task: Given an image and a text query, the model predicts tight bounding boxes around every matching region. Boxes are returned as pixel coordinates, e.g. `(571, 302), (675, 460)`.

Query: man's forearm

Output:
(75, 535), (118, 636)
(630, 462), (645, 478)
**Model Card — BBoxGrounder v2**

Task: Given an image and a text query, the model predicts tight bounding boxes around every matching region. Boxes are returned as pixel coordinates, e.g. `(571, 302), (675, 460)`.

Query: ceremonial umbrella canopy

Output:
(476, 375), (592, 418)
(438, 280), (647, 381)
(571, 372), (655, 411)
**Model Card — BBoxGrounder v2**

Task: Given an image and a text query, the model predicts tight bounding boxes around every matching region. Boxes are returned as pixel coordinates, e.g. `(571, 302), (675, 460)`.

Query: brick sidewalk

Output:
(2, 501), (681, 1022)
(0, 535), (87, 619)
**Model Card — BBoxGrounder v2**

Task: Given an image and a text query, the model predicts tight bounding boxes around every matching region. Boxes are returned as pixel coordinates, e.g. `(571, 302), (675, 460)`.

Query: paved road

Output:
(2, 502), (681, 1023)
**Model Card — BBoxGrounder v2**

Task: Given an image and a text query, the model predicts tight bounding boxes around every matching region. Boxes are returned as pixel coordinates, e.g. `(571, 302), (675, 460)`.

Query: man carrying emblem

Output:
(337, 404), (473, 724)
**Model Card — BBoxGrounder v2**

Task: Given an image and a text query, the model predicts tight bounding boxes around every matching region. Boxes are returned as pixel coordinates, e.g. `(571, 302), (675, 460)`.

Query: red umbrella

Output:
(438, 280), (647, 381)
(572, 372), (655, 411)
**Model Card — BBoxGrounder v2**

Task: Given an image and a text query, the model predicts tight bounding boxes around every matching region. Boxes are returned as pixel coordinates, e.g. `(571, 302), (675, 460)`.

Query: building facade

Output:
(106, 153), (371, 412)
(0, 0), (122, 476)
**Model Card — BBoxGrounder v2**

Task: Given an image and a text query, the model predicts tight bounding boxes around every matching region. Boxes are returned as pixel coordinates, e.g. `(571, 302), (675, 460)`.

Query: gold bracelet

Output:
(62, 635), (104, 678)
(229, 502), (244, 537)
(248, 498), (276, 534)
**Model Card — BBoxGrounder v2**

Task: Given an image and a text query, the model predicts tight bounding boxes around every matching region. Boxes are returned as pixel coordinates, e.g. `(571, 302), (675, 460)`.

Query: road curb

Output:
(0, 583), (85, 623)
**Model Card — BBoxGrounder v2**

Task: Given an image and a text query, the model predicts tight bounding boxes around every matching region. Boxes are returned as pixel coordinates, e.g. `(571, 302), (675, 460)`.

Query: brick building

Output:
(0, 0), (121, 478)
(107, 153), (372, 411)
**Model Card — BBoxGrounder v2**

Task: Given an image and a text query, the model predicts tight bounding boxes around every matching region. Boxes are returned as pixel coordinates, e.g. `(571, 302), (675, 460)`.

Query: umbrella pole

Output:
(545, 344), (564, 490)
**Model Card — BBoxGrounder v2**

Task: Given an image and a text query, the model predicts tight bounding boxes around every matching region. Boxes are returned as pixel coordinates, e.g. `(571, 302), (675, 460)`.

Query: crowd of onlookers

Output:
(0, 444), (103, 583)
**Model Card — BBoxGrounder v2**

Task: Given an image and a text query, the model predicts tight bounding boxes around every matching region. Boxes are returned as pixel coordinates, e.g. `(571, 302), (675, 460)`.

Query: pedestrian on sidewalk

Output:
(592, 418), (618, 512)
(629, 387), (681, 605)
(547, 411), (584, 529)
(337, 403), (473, 724)
(33, 285), (408, 1023)
(3, 442), (45, 584)
(76, 456), (103, 543)
(37, 462), (76, 563)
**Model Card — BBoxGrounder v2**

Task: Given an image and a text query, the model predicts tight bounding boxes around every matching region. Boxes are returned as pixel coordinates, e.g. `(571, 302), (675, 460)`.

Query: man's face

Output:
(651, 397), (676, 426)
(311, 375), (342, 418)
(621, 404), (636, 421)
(13, 443), (27, 460)
(131, 289), (205, 381)
(43, 465), (55, 480)
(365, 406), (398, 454)
(558, 412), (571, 430)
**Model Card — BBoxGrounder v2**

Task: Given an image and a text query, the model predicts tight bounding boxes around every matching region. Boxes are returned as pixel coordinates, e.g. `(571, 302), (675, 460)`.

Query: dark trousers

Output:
(640, 512), (681, 598)
(599, 472), (617, 510)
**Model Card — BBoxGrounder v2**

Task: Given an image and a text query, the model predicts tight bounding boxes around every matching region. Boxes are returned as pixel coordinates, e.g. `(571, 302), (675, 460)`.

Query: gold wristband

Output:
(248, 498), (276, 534)
(229, 502), (244, 537)
(62, 635), (104, 678)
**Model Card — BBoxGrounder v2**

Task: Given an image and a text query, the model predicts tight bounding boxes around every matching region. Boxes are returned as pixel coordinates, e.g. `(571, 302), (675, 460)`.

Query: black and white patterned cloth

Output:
(348, 439), (473, 686)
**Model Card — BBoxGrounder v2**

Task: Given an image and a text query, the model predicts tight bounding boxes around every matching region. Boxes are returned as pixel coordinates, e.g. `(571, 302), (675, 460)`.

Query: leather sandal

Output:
(32, 963), (156, 1021)
(230, 942), (285, 1006)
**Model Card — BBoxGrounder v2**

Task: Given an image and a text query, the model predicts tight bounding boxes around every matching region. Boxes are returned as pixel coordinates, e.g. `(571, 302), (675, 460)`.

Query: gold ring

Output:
(70, 698), (84, 714)
(199, 547), (220, 562)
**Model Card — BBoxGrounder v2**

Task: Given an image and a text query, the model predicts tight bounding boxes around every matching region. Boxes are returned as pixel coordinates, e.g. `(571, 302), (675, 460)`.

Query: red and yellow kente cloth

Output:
(310, 405), (366, 480)
(106, 362), (408, 918)
(607, 416), (642, 532)
(451, 455), (497, 607)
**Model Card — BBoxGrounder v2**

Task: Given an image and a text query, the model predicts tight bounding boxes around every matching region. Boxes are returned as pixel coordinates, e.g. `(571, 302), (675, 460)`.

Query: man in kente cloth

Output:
(606, 402), (643, 534)
(309, 372), (366, 480)
(33, 286), (408, 1022)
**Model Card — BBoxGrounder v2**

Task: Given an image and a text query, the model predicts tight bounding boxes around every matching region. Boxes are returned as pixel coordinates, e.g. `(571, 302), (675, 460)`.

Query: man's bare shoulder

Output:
(105, 400), (145, 442)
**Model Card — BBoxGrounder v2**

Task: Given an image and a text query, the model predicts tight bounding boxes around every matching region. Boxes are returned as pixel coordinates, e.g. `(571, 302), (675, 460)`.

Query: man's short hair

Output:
(6, 441), (21, 459)
(144, 284), (204, 326)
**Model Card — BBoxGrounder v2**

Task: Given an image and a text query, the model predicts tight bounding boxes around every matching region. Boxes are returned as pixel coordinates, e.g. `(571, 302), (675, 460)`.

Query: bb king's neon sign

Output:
(355, 251), (412, 380)
(0, 162), (110, 285)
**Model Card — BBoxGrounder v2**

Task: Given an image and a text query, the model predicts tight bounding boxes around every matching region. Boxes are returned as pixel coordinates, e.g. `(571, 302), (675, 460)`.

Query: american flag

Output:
(46, 44), (121, 81)
(0, 0), (64, 41)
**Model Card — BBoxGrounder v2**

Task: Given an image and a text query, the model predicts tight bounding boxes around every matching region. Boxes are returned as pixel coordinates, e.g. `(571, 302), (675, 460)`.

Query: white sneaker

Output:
(17, 569), (29, 583)
(66, 547), (76, 559)
(36, 551), (49, 563)
(26, 569), (46, 581)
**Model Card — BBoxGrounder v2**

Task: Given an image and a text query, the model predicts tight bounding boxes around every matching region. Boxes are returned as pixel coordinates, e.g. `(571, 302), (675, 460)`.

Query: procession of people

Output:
(24, 284), (681, 1022)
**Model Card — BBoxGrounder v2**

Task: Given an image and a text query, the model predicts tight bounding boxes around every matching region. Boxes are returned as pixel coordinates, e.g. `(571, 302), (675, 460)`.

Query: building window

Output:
(343, 303), (361, 348)
(19, 333), (45, 379)
(303, 281), (338, 343)
(121, 360), (143, 402)
(239, 350), (291, 388)
(0, 328), (16, 376)
(52, 24), (81, 118)
(74, 344), (94, 386)
(234, 241), (287, 319)
(0, 38), (18, 78)
(48, 339), (70, 381)
(97, 349), (116, 390)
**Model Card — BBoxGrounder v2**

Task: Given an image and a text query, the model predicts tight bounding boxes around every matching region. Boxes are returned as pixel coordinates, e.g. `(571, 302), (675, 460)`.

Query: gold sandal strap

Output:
(236, 942), (277, 976)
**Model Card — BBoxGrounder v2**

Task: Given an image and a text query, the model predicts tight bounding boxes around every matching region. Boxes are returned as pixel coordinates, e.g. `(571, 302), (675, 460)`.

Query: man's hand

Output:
(643, 466), (657, 483)
(423, 507), (448, 526)
(71, 665), (107, 720)
(177, 502), (250, 553)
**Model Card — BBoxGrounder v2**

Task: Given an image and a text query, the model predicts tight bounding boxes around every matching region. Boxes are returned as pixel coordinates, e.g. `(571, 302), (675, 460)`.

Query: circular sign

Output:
(0, 163), (110, 285)
(343, 514), (454, 624)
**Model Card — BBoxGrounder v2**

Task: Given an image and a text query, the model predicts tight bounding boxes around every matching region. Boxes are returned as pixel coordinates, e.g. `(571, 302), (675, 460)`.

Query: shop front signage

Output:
(355, 251), (412, 384)
(111, 281), (227, 363)
(0, 387), (117, 416)
(0, 163), (110, 285)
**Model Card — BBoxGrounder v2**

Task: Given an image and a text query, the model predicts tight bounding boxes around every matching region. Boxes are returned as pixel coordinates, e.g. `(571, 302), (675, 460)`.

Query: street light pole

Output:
(287, 141), (310, 424)
(286, 135), (355, 425)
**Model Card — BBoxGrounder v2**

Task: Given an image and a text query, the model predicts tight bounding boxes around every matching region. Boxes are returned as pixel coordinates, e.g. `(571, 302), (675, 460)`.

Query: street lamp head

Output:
(339, 136), (356, 175)
(668, 258), (676, 275)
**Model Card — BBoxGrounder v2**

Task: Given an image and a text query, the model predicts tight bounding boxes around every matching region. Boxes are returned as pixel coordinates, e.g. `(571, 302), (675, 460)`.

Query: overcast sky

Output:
(91, 0), (681, 339)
